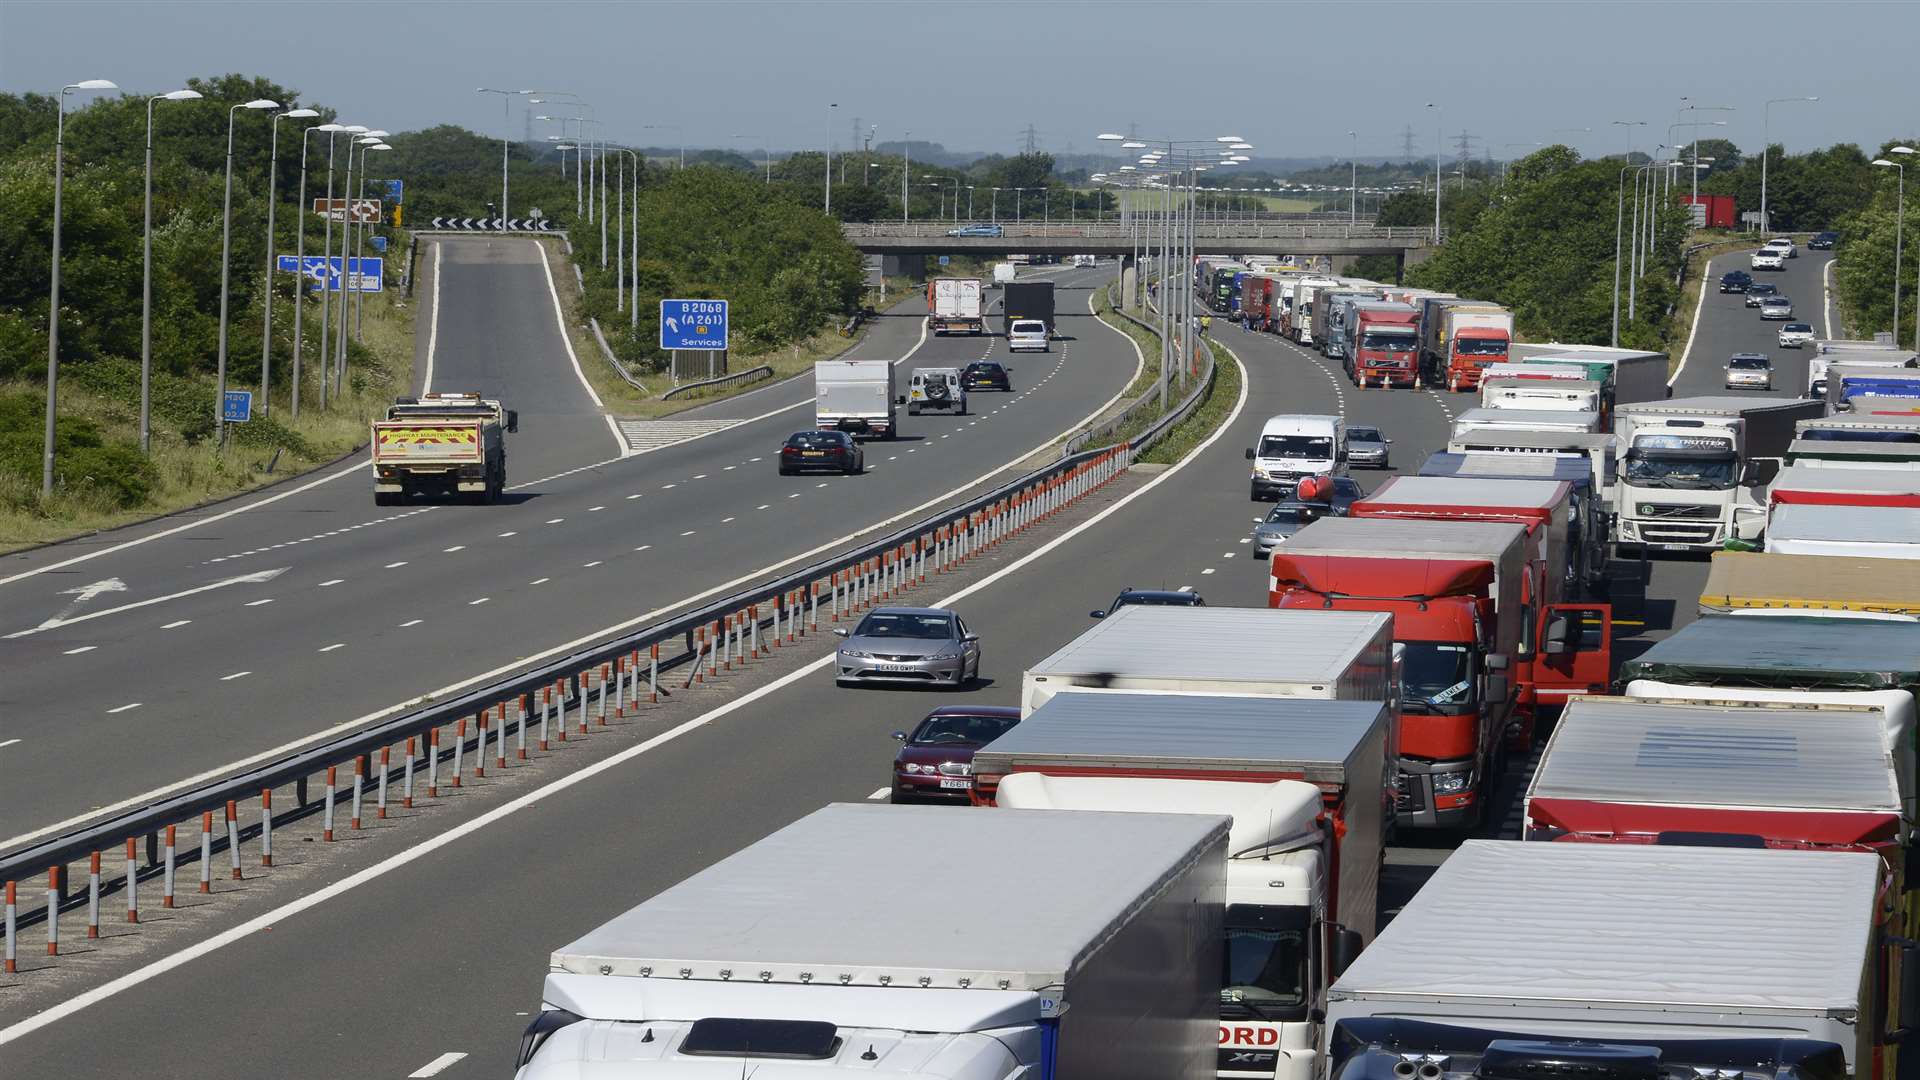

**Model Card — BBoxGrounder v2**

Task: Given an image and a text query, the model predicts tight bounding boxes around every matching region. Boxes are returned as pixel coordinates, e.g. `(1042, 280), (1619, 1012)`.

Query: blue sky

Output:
(2, 0), (1904, 162)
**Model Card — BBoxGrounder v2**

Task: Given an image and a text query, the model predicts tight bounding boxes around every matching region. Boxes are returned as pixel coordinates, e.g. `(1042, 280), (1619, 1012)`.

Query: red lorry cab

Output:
(1351, 303), (1421, 389)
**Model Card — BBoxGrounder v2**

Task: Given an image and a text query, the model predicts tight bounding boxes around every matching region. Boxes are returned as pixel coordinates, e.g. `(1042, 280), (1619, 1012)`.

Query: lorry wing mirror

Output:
(1543, 615), (1576, 655)
(1245, 448), (1256, 460)
(1330, 927), (1364, 978)
(506, 410), (519, 433)
(1486, 673), (1511, 704)
(896, 395), (907, 405)
(1485, 653), (1510, 671)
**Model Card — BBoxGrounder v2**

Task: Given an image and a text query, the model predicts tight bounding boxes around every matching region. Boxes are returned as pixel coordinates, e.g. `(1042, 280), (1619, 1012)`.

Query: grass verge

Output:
(0, 291), (412, 554)
(534, 237), (875, 419)
(1143, 338), (1239, 466)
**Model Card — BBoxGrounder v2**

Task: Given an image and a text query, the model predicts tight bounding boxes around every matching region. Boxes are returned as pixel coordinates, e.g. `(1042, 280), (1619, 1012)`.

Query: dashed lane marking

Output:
(107, 703), (141, 714)
(318, 579), (344, 587)
(220, 671), (250, 681)
(244, 598), (274, 607)
(161, 620), (189, 629)
(529, 578), (550, 586)
(408, 1053), (469, 1078)
(399, 619), (423, 627)
(63, 646), (96, 655)
(319, 643), (346, 652)
(469, 597), (490, 605)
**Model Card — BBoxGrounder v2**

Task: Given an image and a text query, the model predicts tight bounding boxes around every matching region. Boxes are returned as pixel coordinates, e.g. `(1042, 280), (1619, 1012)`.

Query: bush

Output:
(0, 389), (157, 509)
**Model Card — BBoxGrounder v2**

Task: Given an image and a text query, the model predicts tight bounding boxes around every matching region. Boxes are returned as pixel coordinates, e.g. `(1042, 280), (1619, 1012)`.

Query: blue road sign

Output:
(659, 299), (728, 351)
(378, 179), (403, 201)
(276, 255), (384, 293)
(370, 236), (388, 252)
(222, 390), (253, 423)
(938, 255), (950, 266)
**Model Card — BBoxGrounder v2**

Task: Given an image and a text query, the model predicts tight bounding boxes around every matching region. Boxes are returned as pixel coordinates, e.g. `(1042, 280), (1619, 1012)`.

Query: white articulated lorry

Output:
(1611, 395), (1824, 553)
(1021, 606), (1397, 713)
(515, 803), (1226, 1080)
(1322, 840), (1908, 1080)
(1448, 408), (1601, 438)
(970, 691), (1391, 1080)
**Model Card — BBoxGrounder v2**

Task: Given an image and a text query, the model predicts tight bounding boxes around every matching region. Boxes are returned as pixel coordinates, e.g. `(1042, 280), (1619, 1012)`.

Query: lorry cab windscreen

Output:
(1222, 906), (1308, 1017)
(1623, 453), (1736, 489)
(1802, 429), (1920, 443)
(1457, 338), (1509, 356)
(1361, 333), (1415, 353)
(1401, 642), (1475, 711)
(1259, 435), (1333, 460)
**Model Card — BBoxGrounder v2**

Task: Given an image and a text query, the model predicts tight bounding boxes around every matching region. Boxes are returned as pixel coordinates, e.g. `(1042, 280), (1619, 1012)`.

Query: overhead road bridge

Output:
(843, 222), (1442, 276)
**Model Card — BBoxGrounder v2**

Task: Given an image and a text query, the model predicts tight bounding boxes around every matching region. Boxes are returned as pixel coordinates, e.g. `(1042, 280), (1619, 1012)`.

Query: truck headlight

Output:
(1431, 771), (1474, 795)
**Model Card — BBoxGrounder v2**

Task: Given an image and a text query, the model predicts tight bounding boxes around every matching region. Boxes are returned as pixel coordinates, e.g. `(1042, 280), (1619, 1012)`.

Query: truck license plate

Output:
(938, 778), (971, 790)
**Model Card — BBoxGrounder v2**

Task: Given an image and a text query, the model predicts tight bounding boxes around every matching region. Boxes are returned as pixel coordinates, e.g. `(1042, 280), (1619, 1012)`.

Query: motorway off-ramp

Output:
(0, 242), (1134, 847)
(1, 249), (1831, 1077)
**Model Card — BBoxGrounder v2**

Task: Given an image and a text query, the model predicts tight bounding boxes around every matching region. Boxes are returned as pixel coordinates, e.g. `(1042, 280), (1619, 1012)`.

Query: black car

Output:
(1718, 270), (1752, 294)
(1090, 588), (1204, 619)
(778, 430), (864, 475)
(962, 361), (1011, 392)
(1743, 281), (1779, 308)
(1809, 231), (1839, 250)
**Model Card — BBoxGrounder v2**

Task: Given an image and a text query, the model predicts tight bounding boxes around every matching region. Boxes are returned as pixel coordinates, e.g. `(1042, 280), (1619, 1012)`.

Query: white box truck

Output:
(1322, 840), (1905, 1080)
(1021, 606), (1396, 713)
(516, 803), (1226, 1080)
(1508, 343), (1670, 411)
(973, 692), (1388, 1080)
(927, 277), (985, 335)
(814, 359), (897, 439)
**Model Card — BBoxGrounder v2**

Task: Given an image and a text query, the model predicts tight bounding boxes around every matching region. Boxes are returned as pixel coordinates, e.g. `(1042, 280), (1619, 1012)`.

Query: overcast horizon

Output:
(2, 0), (1910, 165)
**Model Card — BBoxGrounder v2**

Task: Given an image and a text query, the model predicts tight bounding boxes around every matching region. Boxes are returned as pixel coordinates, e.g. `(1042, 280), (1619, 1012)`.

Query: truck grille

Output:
(1641, 503), (1719, 519)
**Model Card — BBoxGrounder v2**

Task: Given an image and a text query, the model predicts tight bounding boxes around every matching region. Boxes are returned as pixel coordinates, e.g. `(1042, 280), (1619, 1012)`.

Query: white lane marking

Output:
(723, 465), (736, 471)
(318, 578), (345, 587)
(319, 643), (346, 653)
(531, 237), (623, 458)
(0, 302), (1130, 851)
(756, 504), (769, 511)
(546, 518), (564, 524)
(0, 460), (366, 590)
(244, 598), (275, 607)
(1238, 538), (1251, 544)
(220, 671), (250, 681)
(421, 240), (442, 392)
(1201, 568), (1217, 575)
(63, 646), (96, 655)
(0, 341), (1238, 1050)
(1178, 585), (1194, 592)
(408, 1053), (469, 1078)
(469, 597), (489, 605)
(625, 493), (642, 500)
(661, 484), (676, 490)
(106, 703), (141, 714)
(721, 517), (735, 524)
(589, 505), (604, 512)
(633, 544), (652, 552)
(750, 456), (763, 462)
(1672, 251), (1714, 386)
(443, 545), (465, 553)
(867, 787), (890, 800)
(5, 567), (289, 639)
(161, 619), (189, 629)
(498, 531), (517, 538)
(693, 474), (707, 480)
(530, 577), (550, 585)
(583, 560), (602, 567)
(0, 739), (19, 750)
(1823, 255), (1837, 340)
(386, 561), (407, 569)
(400, 619), (424, 627)
(680, 530), (696, 537)
(1222, 552), (1235, 559)
(816, 482), (829, 489)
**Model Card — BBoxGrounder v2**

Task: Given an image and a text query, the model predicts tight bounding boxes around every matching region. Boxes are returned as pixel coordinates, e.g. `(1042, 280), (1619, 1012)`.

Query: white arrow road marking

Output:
(32, 577), (128, 630)
(4, 568), (289, 639)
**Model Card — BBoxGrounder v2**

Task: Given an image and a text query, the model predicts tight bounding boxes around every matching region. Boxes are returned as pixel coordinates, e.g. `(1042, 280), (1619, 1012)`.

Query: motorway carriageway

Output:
(0, 251), (1829, 1077)
(0, 240), (1135, 847)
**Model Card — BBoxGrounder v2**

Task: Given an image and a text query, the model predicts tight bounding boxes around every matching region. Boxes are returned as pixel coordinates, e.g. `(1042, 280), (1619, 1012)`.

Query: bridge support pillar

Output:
(1400, 245), (1435, 274)
(1119, 253), (1136, 309)
(881, 255), (926, 283)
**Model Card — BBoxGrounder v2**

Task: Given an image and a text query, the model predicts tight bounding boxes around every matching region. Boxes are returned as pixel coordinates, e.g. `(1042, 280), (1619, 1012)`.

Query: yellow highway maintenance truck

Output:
(371, 393), (517, 505)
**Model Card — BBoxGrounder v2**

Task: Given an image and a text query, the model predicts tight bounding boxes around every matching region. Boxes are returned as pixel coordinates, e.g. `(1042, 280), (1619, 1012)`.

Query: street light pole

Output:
(292, 121), (339, 420)
(613, 147), (640, 329)
(825, 103), (838, 214)
(1761, 96), (1818, 233)
(1348, 130), (1357, 224)
(1874, 158), (1906, 341)
(902, 130), (911, 224)
(142, 88), (200, 452)
(1426, 103), (1441, 241)
(216, 98), (280, 447)
(317, 124), (363, 410)
(260, 107), (318, 416)
(477, 88), (532, 234)
(44, 78), (117, 497)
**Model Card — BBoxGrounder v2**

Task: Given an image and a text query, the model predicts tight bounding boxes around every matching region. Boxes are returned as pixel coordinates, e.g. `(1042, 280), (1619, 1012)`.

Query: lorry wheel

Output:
(375, 491), (398, 507)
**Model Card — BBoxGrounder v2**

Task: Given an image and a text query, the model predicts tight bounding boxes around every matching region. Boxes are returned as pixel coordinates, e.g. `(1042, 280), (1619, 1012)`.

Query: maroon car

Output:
(889, 706), (1021, 804)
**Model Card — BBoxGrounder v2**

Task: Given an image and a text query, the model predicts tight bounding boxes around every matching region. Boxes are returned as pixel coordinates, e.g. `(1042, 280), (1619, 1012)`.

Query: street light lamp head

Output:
(364, 129), (390, 138)
(283, 108), (320, 119)
(1215, 135), (1244, 142)
(316, 123), (345, 132)
(343, 125), (369, 134)
(158, 89), (203, 101)
(1893, 146), (1918, 155)
(1120, 141), (1146, 149)
(1874, 159), (1897, 167)
(1230, 143), (1254, 150)
(369, 144), (393, 152)
(66, 79), (118, 93)
(240, 99), (280, 110)
(1097, 133), (1125, 141)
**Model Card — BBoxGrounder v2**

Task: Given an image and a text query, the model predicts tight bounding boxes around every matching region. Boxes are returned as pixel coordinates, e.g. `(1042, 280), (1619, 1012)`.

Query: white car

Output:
(1007, 319), (1050, 352)
(1778, 322), (1815, 348)
(1724, 353), (1774, 390)
(1765, 237), (1798, 259)
(1751, 249), (1786, 271)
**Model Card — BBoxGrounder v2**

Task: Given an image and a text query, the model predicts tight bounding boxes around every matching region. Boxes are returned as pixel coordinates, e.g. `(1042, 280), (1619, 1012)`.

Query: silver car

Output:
(1346, 425), (1391, 468)
(1251, 502), (1337, 557)
(1724, 353), (1773, 390)
(833, 607), (981, 688)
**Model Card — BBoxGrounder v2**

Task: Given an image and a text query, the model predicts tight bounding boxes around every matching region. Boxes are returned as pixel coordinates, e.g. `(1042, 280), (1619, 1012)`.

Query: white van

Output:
(1008, 319), (1050, 353)
(1071, 254), (1096, 268)
(1246, 414), (1346, 500)
(904, 367), (967, 415)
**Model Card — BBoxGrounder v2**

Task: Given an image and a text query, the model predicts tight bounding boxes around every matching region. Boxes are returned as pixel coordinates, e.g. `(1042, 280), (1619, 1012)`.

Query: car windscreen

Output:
(1263, 505), (1314, 525)
(786, 433), (843, 449)
(1728, 357), (1769, 369)
(1784, 323), (1812, 333)
(1763, 298), (1790, 306)
(1749, 284), (1776, 294)
(853, 613), (953, 639)
(1348, 428), (1381, 442)
(1010, 321), (1046, 334)
(1258, 435), (1333, 459)
(911, 713), (1017, 746)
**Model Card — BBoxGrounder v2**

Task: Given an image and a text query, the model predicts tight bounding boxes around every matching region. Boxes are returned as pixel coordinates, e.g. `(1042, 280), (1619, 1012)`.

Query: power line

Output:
(1021, 123), (1040, 154)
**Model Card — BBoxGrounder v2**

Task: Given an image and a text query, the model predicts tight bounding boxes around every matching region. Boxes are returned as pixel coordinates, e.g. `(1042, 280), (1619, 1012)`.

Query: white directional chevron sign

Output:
(427, 217), (556, 232)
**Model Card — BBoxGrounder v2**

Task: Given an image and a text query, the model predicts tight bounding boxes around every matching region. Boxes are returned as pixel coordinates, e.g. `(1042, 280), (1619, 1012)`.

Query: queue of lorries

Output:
(509, 256), (1920, 1080)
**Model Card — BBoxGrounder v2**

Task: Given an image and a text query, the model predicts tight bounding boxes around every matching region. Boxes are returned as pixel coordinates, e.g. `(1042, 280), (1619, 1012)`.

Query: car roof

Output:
(788, 429), (847, 439)
(864, 606), (956, 618)
(1116, 589), (1199, 601)
(924, 705), (1021, 719)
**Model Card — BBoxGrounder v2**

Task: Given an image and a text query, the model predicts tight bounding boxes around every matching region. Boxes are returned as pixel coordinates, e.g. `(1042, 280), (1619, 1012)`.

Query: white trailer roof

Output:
(1026, 606), (1391, 685)
(1529, 697), (1899, 813)
(1450, 428), (1617, 450)
(1364, 475), (1567, 510)
(1280, 517), (1526, 561)
(1619, 395), (1813, 416)
(1329, 839), (1879, 1013)
(973, 692), (1386, 784)
(994, 775), (1323, 859)
(1452, 407), (1598, 428)
(1772, 465), (1920, 497)
(1770, 504), (1920, 549)
(553, 803), (1227, 990)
